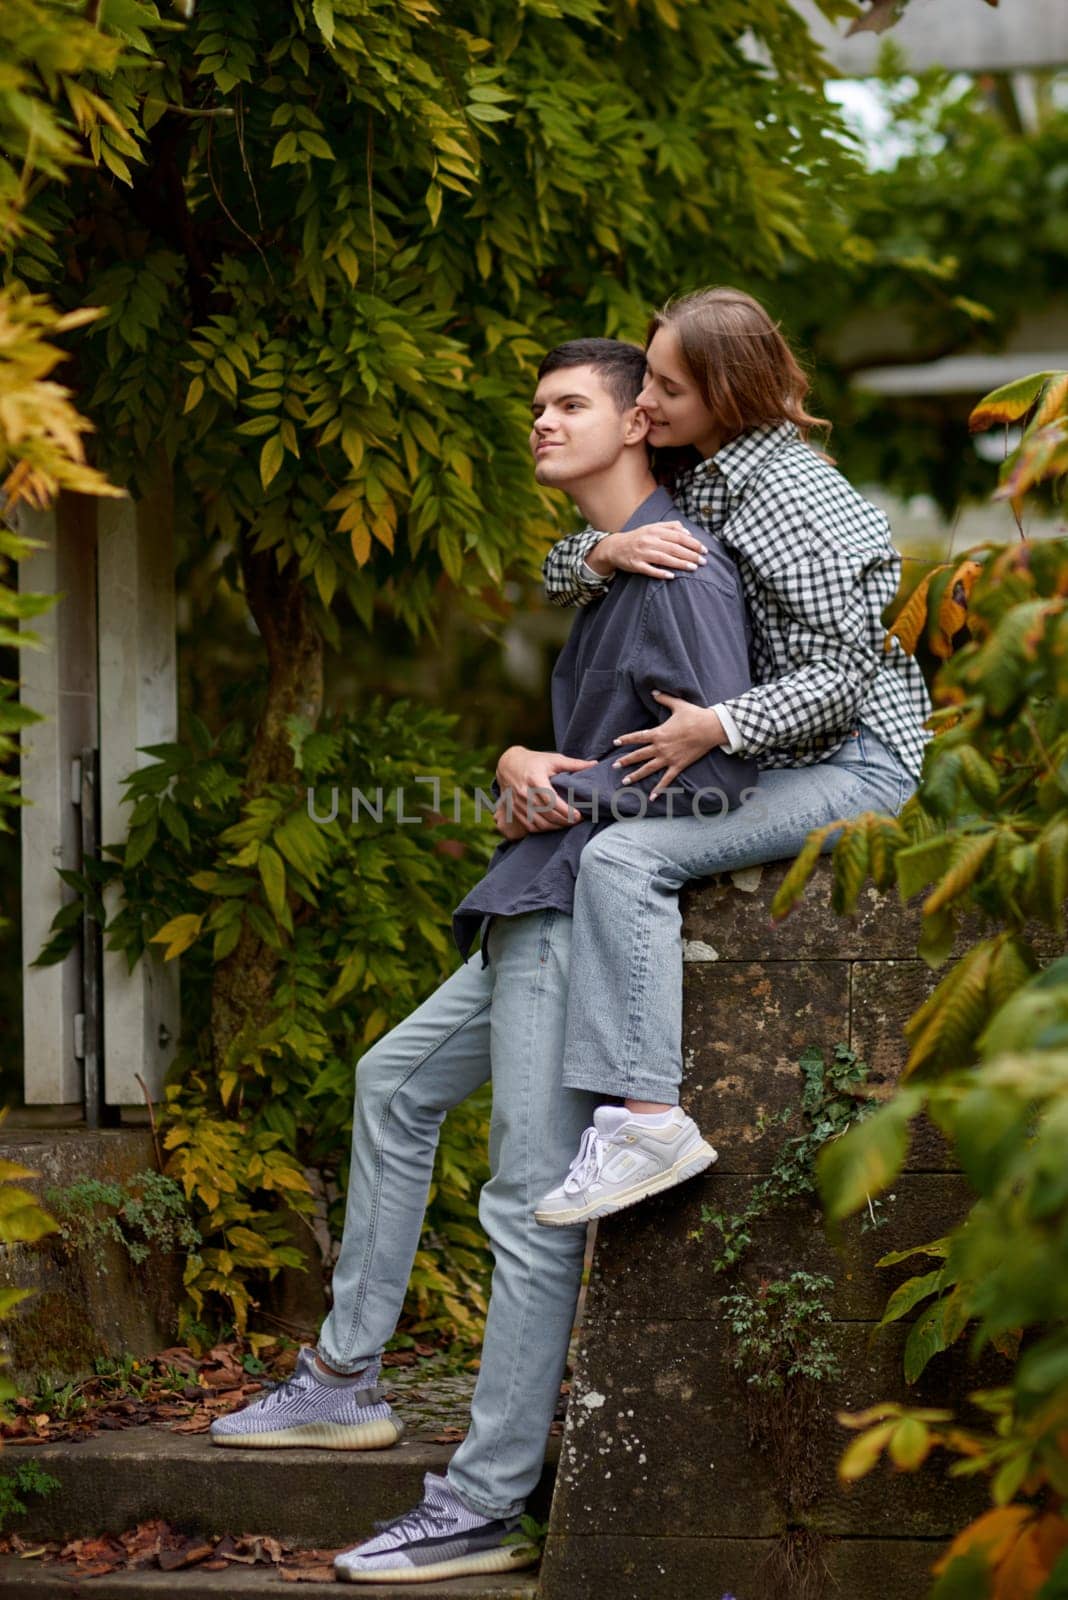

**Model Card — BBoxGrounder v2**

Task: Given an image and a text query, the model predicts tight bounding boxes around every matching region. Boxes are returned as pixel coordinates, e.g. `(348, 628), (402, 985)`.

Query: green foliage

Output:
(702, 1050), (875, 1589)
(503, 1513), (549, 1554)
(721, 1270), (840, 1533)
(5, 0), (866, 634)
(27, 1352), (193, 1424)
(44, 1170), (201, 1269)
(0, 1114), (57, 1415)
(699, 1043), (881, 1272)
(775, 71), (1068, 510)
(36, 701), (496, 1340)
(0, 1459), (60, 1533)
(0, 0), (150, 505)
(776, 372), (1068, 1596)
(721, 1272), (841, 1397)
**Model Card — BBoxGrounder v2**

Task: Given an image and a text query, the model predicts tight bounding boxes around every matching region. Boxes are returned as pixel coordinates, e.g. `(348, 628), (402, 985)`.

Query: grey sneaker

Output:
(534, 1105), (717, 1227)
(209, 1348), (403, 1450)
(334, 1472), (538, 1584)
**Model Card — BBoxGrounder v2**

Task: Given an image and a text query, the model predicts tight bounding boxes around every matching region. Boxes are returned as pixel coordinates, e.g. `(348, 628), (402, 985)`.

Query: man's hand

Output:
(586, 522), (708, 580)
(494, 802), (529, 842)
(495, 746), (598, 833)
(611, 694), (727, 798)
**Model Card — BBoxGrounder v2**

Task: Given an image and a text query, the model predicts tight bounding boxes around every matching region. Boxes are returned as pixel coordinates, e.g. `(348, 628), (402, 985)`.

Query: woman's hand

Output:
(587, 522), (708, 581)
(611, 693), (727, 798)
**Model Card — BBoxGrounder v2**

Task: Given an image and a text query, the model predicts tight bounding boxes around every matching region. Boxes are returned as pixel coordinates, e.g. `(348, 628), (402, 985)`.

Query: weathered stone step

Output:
(4, 1428), (557, 1549)
(0, 1558), (539, 1598)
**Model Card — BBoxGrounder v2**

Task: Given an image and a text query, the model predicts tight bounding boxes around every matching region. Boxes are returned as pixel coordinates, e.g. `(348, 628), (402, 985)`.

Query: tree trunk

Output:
(210, 540), (324, 1072)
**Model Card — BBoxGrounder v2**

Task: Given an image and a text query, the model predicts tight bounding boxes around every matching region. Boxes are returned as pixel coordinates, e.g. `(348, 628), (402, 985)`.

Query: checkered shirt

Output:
(541, 422), (930, 779)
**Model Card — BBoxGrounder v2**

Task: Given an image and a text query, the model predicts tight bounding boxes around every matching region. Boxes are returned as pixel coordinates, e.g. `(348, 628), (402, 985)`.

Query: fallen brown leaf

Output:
(119, 1519), (168, 1568)
(61, 1534), (126, 1575)
(280, 1564), (337, 1582)
(231, 1533), (287, 1565)
(158, 1536), (215, 1571)
(171, 1410), (213, 1434)
(153, 1347), (201, 1375)
(432, 1428), (466, 1443)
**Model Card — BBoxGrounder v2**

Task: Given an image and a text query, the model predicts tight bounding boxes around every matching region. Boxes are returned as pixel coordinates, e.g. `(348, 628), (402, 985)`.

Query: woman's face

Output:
(637, 325), (723, 459)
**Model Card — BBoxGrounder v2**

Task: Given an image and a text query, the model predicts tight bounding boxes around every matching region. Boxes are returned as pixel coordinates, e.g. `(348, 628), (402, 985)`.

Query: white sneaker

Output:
(534, 1106), (717, 1228)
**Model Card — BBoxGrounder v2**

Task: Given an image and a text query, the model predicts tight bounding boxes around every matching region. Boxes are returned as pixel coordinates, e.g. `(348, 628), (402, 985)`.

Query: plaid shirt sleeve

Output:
(718, 475), (896, 758)
(541, 528), (614, 608)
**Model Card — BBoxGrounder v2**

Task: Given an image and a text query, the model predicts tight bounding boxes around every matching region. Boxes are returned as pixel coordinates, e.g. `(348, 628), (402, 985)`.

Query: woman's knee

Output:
(577, 825), (687, 901)
(579, 823), (668, 876)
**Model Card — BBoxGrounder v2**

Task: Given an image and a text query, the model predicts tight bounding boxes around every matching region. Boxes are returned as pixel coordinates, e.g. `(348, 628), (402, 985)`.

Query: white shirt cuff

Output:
(711, 702), (743, 754)
(580, 557), (613, 586)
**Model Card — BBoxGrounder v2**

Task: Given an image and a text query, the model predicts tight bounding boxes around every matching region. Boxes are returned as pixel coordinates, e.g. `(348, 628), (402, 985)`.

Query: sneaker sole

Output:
(336, 1545), (539, 1583)
(534, 1142), (718, 1228)
(211, 1417), (404, 1450)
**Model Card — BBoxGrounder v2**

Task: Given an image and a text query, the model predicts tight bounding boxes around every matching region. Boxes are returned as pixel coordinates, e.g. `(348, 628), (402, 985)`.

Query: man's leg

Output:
(319, 953), (495, 1372)
(335, 910), (599, 1582)
(446, 910), (598, 1516)
(561, 730), (912, 1105)
(211, 952), (495, 1447)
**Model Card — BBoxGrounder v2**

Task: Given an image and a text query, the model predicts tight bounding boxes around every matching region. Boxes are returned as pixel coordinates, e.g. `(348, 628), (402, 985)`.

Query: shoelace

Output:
(255, 1370), (308, 1406)
(370, 1502), (457, 1540)
(562, 1125), (621, 1195)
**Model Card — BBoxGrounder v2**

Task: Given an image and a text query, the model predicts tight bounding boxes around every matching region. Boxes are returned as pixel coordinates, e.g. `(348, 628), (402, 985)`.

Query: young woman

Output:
(496, 286), (931, 1228)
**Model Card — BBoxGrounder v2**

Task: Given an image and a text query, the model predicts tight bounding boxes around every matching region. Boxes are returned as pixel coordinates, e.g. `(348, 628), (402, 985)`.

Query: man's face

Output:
(529, 365), (646, 489)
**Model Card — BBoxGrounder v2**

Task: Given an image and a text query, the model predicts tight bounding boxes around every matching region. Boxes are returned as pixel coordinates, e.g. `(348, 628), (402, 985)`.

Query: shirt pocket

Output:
(561, 668), (650, 760)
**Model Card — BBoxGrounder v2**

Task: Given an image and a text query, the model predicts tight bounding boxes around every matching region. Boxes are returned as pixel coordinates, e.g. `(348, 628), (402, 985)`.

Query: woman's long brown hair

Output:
(649, 287), (830, 447)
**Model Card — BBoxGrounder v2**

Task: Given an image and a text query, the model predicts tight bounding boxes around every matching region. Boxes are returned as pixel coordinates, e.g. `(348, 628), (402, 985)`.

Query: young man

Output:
(209, 339), (754, 1585)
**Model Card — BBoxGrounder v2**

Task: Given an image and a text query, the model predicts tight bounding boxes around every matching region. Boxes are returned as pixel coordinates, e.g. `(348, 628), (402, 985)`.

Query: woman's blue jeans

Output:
(317, 909), (596, 1521)
(560, 725), (915, 1103)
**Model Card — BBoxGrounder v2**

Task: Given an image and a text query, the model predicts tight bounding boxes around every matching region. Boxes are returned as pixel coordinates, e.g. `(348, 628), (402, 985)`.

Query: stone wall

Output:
(0, 1128), (184, 1386)
(541, 858), (1000, 1600)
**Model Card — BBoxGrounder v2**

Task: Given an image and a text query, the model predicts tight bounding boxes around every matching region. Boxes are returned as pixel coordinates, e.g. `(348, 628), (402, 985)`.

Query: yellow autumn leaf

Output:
(935, 558), (984, 652)
(886, 568), (944, 656)
(933, 1505), (1033, 1576)
(992, 1519), (1056, 1600)
(149, 911), (204, 959)
(838, 1420), (897, 1482)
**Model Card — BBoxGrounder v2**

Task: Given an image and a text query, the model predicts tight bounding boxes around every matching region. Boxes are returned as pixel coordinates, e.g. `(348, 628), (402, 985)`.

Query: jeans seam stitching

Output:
(479, 911), (553, 1496)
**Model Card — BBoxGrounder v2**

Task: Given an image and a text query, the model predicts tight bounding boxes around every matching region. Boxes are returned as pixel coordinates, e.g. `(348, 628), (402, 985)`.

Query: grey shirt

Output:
(452, 485), (756, 957)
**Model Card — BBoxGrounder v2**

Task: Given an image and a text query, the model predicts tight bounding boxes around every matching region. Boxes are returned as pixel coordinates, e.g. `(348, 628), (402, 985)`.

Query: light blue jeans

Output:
(317, 909), (596, 1520)
(561, 725), (915, 1102)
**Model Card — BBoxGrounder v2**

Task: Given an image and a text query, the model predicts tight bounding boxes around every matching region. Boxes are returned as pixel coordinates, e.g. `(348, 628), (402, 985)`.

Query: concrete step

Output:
(0, 1557), (539, 1597)
(4, 1428), (558, 1549)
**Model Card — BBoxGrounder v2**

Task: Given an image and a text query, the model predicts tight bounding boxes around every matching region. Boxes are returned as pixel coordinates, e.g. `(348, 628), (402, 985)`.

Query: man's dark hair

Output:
(537, 338), (646, 412)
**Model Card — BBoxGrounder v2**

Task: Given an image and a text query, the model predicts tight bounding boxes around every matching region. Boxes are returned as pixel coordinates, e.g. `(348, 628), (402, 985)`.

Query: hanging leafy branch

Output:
(770, 368), (1068, 1598)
